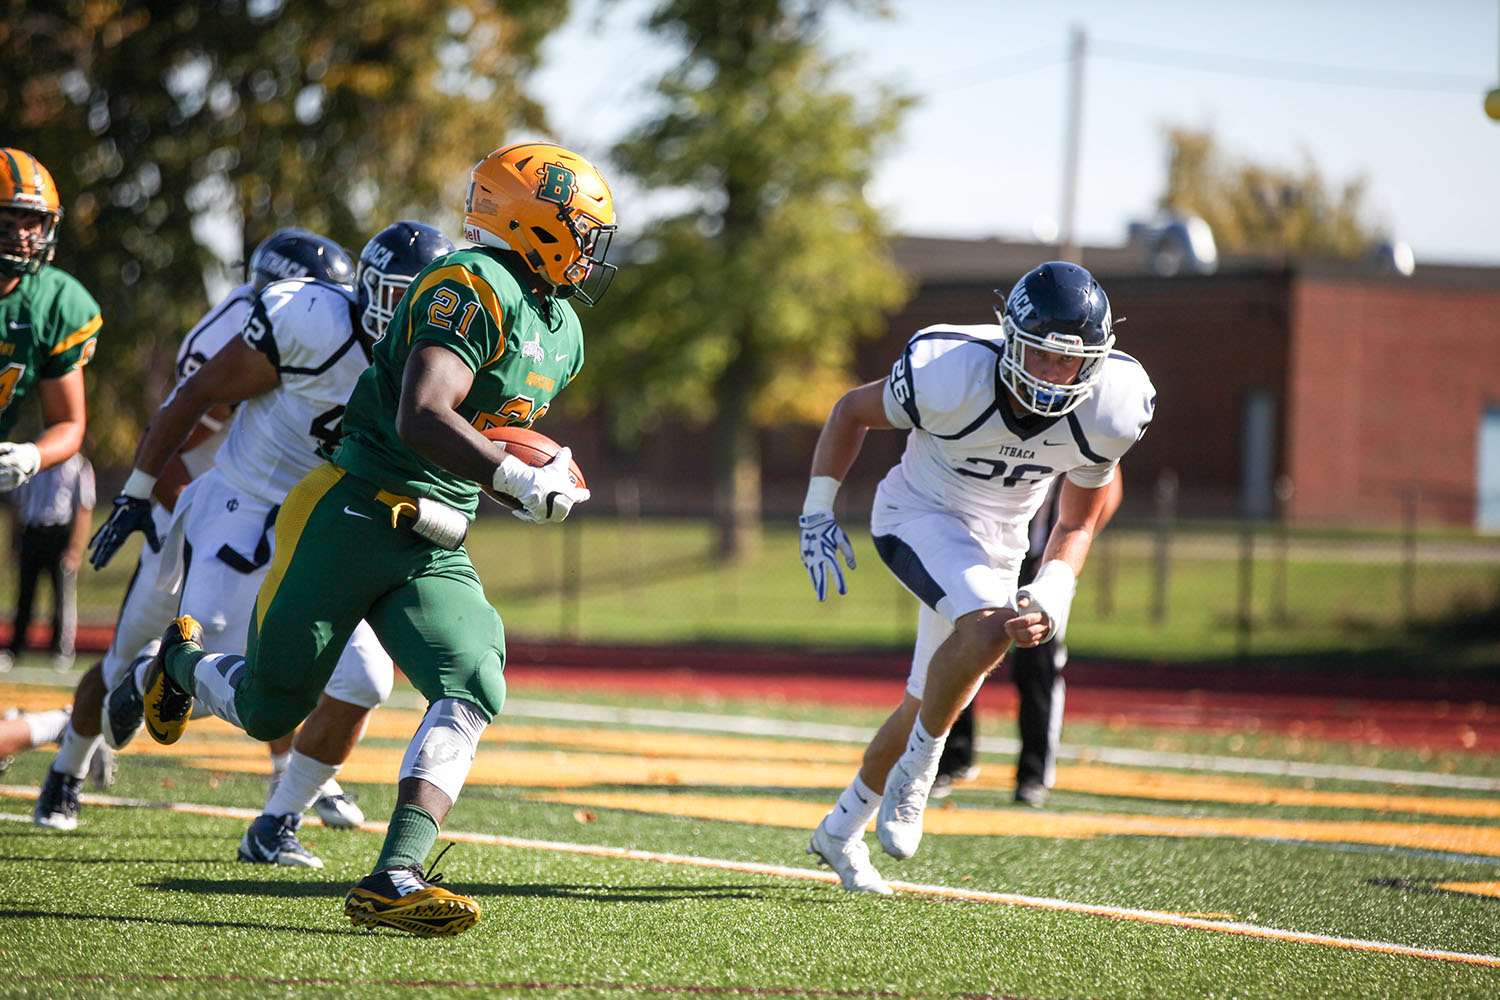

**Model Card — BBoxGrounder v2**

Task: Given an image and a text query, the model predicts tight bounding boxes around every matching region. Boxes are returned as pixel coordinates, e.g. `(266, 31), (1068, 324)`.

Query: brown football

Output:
(481, 425), (586, 508)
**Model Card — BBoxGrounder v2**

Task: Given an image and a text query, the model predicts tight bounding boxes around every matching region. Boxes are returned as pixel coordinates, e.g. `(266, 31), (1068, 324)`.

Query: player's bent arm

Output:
(30, 370), (87, 471)
(1011, 476), (1119, 646)
(150, 453), (194, 513)
(395, 342), (504, 484)
(807, 379), (893, 484)
(1040, 476), (1117, 575)
(129, 337), (278, 480)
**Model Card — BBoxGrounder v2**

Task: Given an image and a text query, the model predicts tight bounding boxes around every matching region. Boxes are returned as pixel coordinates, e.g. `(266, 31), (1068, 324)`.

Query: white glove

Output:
(1014, 559), (1077, 644)
(0, 442), (41, 491)
(492, 447), (590, 524)
(799, 510), (855, 601)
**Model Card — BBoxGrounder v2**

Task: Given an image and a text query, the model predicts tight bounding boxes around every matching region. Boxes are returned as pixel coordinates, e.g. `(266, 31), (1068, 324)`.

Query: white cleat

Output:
(313, 785), (365, 828)
(877, 754), (938, 861)
(808, 820), (893, 895)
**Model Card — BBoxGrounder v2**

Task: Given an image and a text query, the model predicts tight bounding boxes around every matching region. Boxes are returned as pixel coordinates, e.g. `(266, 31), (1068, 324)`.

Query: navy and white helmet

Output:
(356, 221), (454, 342)
(248, 228), (355, 291)
(995, 261), (1115, 417)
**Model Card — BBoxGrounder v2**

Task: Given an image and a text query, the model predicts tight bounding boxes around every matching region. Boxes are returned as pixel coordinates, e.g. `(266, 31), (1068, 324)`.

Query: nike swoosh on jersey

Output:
(343, 506), (373, 520)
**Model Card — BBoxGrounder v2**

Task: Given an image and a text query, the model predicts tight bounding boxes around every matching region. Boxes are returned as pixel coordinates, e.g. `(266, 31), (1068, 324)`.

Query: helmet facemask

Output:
(999, 316), (1113, 417)
(0, 206), (59, 278)
(357, 263), (413, 342)
(557, 209), (616, 305)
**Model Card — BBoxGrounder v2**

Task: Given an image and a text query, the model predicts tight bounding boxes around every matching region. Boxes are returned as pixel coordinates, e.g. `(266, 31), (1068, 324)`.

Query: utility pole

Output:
(1059, 24), (1086, 264)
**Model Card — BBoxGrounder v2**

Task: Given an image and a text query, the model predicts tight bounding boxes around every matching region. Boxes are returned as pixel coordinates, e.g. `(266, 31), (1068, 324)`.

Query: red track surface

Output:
(26, 624), (1500, 754)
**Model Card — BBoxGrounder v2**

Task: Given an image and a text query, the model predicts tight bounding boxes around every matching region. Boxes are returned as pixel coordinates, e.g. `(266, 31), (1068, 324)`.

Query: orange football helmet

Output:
(0, 148), (63, 277)
(463, 142), (617, 304)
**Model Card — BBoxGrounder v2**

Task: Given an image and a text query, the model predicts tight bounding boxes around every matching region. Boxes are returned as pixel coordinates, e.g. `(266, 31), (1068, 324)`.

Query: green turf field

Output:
(1, 674), (1497, 999)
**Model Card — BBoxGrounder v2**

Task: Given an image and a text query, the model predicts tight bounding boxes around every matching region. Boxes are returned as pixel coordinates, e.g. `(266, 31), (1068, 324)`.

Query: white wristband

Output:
(1023, 559), (1076, 608)
(802, 476), (841, 516)
(122, 469), (158, 500)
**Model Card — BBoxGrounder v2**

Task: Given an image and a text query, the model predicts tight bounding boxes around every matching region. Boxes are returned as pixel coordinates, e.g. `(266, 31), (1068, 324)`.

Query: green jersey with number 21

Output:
(335, 246), (584, 517)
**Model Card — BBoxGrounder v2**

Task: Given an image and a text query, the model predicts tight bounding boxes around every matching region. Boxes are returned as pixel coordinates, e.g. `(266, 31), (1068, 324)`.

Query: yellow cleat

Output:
(142, 615), (203, 745)
(344, 865), (481, 938)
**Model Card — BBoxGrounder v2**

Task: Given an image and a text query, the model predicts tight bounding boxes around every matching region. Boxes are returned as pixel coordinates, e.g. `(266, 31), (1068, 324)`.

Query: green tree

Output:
(583, 0), (912, 557)
(1159, 127), (1385, 256)
(1, 0), (561, 461)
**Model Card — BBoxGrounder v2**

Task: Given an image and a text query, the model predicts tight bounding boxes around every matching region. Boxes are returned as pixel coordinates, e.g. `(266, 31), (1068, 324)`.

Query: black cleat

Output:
(1014, 781), (1050, 808)
(33, 768), (83, 830)
(100, 644), (154, 750)
(141, 616), (203, 745)
(238, 813), (325, 868)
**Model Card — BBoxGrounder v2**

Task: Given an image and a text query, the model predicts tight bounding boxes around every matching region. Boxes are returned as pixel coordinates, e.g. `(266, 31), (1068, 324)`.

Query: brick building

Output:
(558, 237), (1500, 529)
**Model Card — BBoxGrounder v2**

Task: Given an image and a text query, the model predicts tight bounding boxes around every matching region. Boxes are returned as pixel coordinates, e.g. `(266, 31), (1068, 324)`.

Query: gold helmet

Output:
(0, 148), (63, 277)
(463, 142), (617, 304)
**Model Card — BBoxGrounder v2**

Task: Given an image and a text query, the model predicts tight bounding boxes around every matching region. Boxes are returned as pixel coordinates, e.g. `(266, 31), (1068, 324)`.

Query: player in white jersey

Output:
(90, 221), (454, 866)
(32, 229), (356, 831)
(798, 261), (1155, 893)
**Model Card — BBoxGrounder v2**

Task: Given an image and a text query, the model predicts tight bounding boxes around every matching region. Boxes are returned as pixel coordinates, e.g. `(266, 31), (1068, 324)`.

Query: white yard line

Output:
(3, 793), (1497, 970)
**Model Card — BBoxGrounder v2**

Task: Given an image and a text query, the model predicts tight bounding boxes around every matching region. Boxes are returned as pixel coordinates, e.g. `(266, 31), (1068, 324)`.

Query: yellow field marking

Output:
(62, 699), (1498, 825)
(1435, 880), (1500, 898)
(526, 790), (1500, 858)
(1, 787), (1496, 970)
(1045, 764), (1500, 820)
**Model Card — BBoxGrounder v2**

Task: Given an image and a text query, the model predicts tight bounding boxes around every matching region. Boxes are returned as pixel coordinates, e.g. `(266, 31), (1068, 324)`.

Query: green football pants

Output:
(233, 462), (506, 741)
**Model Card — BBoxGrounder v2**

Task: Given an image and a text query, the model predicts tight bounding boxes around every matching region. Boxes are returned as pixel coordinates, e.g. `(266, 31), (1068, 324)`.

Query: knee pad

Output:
(398, 697), (488, 802)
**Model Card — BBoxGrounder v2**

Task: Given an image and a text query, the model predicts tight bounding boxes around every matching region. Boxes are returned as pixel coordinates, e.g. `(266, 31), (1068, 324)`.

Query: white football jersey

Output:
(174, 283), (257, 479)
(878, 322), (1155, 527)
(214, 277), (367, 505)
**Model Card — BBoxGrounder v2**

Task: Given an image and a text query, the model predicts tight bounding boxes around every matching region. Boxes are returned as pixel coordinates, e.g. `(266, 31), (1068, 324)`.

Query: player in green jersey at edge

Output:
(134, 142), (613, 937)
(0, 149), (101, 495)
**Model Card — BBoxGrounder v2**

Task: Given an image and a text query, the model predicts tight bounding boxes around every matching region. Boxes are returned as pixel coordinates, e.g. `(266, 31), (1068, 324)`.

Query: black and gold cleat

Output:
(141, 615), (203, 746)
(344, 863), (481, 937)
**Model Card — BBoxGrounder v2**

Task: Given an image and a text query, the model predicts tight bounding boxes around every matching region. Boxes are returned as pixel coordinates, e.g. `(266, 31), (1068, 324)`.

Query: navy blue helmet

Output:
(248, 228), (355, 291)
(995, 261), (1115, 416)
(356, 221), (455, 342)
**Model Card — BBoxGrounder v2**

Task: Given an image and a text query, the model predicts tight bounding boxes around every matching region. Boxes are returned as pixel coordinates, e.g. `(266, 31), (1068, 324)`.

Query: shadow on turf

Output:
(0, 906), (364, 936)
(152, 875), (780, 905)
(474, 882), (779, 903)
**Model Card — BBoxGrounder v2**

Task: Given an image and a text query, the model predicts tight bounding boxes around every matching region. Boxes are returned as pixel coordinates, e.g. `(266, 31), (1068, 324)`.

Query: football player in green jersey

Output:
(0, 149), (100, 493)
(134, 142), (614, 937)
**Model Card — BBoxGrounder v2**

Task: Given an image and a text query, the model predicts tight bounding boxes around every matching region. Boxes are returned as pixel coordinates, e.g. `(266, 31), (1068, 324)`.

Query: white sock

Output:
(268, 751), (291, 780)
(265, 750), (339, 817)
(24, 708), (72, 747)
(53, 723), (101, 779)
(188, 653), (245, 730)
(822, 775), (880, 840)
(904, 715), (947, 775)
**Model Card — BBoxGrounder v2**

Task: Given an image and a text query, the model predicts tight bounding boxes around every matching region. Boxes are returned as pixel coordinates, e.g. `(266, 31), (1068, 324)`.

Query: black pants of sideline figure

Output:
(9, 523), (76, 657)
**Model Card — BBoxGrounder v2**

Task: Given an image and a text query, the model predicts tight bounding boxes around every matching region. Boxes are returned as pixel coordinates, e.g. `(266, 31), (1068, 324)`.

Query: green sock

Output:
(373, 803), (439, 873)
(163, 642), (202, 690)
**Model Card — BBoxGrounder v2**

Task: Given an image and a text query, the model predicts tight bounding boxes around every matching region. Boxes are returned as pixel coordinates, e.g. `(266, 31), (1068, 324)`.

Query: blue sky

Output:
(535, 0), (1500, 266)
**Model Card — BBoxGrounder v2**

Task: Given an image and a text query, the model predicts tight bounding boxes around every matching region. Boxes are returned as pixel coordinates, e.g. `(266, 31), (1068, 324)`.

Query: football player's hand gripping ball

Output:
(0, 442), (41, 491)
(492, 447), (591, 524)
(799, 510), (856, 601)
(89, 495), (161, 569)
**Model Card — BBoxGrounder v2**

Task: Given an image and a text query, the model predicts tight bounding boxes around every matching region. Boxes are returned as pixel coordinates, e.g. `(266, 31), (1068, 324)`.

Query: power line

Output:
(1094, 39), (1487, 95)
(916, 44), (1068, 95)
